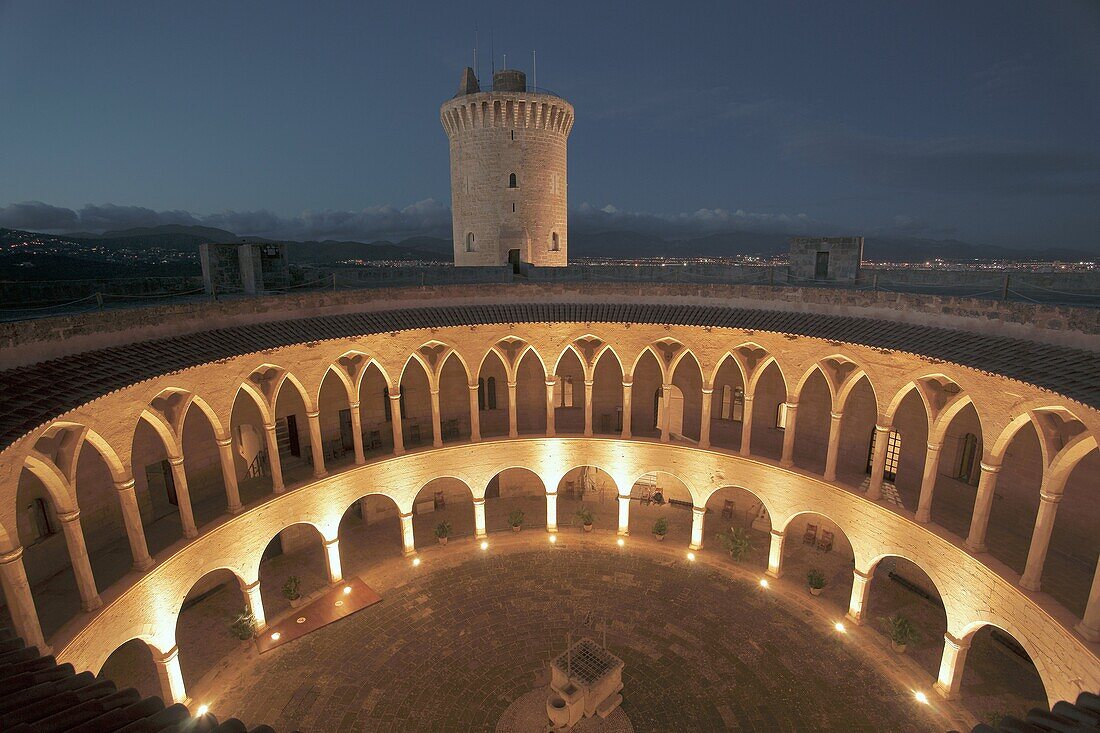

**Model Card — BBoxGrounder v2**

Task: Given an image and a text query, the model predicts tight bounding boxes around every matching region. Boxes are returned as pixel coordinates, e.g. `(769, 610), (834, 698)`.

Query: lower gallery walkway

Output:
(100, 518), (1045, 732)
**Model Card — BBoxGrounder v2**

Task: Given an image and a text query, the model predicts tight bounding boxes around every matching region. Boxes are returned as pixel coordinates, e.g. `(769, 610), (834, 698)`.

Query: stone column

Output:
(215, 437), (242, 513)
(933, 633), (971, 700)
(474, 497), (487, 539)
(305, 411), (327, 478)
(659, 384), (672, 443)
(429, 388), (443, 448)
(152, 645), (189, 705)
(114, 479), (154, 571)
(739, 395), (754, 456)
(699, 387), (713, 449)
(866, 424), (891, 500)
(57, 510), (102, 612)
(1021, 488), (1063, 592)
(583, 380), (594, 436)
(242, 580), (267, 632)
(1076, 560), (1100, 642)
(965, 462), (1000, 552)
(389, 394), (405, 455)
(915, 442), (943, 523)
(399, 512), (416, 556)
(467, 384), (481, 442)
(544, 379), (557, 437)
(780, 402), (799, 467)
(262, 423), (285, 492)
(323, 537), (342, 585)
(546, 491), (558, 533)
(846, 569), (873, 625)
(689, 505), (706, 551)
(766, 529), (785, 578)
(0, 547), (47, 653)
(617, 493), (631, 536)
(507, 381), (519, 438)
(620, 380), (633, 439)
(823, 411), (843, 482)
(167, 457), (197, 539)
(349, 401), (366, 464)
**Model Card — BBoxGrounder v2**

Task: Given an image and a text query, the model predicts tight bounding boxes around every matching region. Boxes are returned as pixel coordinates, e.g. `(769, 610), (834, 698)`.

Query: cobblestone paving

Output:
(210, 543), (941, 732)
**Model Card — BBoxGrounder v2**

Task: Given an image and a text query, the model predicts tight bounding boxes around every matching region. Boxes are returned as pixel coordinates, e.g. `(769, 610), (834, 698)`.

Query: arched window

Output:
(465, 232), (475, 252)
(551, 232), (560, 251)
(957, 432), (980, 483)
(775, 402), (788, 429)
(653, 387), (662, 429)
(508, 173), (517, 188)
(487, 377), (498, 410)
(866, 427), (902, 481)
(732, 387), (744, 422)
(720, 385), (732, 420)
(555, 376), (574, 407)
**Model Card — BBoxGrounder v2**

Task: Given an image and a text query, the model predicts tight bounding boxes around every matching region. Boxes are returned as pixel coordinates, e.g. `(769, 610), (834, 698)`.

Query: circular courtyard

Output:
(184, 535), (959, 732)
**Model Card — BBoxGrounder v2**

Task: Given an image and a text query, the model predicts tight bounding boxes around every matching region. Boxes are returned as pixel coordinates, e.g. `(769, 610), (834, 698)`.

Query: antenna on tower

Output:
(503, 52), (506, 69)
(473, 26), (478, 80)
(490, 30), (495, 76)
(532, 50), (536, 91)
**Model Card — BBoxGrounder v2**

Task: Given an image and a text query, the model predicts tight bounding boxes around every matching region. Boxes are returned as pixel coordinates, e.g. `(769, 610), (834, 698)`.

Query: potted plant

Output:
(283, 576), (302, 608)
(652, 517), (668, 541)
(715, 527), (752, 561)
(575, 506), (595, 532)
(508, 509), (525, 532)
(807, 569), (827, 596)
(882, 613), (918, 653)
(434, 521), (452, 545)
(229, 609), (255, 642)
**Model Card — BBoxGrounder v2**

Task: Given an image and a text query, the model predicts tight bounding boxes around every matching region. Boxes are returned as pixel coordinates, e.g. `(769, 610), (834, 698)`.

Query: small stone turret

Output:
(441, 66), (574, 268)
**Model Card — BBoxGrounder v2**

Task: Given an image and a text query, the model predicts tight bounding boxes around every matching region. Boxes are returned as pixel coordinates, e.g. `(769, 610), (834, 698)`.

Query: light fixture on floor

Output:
(616, 538), (625, 547)
(914, 691), (929, 705)
(686, 552), (696, 561)
(759, 578), (769, 588)
(270, 632), (281, 641)
(412, 557), (421, 567)
(196, 704), (209, 716)
(480, 540), (489, 550)
(834, 622), (846, 633)
(343, 585), (352, 595)
(549, 534), (557, 543)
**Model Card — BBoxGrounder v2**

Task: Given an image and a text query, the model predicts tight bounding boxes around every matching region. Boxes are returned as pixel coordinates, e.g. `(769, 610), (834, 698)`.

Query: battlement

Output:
(441, 91), (574, 137)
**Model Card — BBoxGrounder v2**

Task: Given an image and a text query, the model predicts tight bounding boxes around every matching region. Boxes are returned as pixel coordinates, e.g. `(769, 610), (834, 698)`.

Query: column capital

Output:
(979, 461), (1001, 474)
(943, 631), (970, 652)
(216, 437), (233, 448)
(853, 568), (873, 581)
(769, 529), (785, 539)
(830, 411), (844, 420)
(429, 387), (440, 396)
(621, 380), (633, 388)
(743, 393), (754, 403)
(544, 379), (557, 387)
(263, 421), (278, 431)
(926, 441), (943, 453)
(468, 383), (479, 391)
(153, 644), (181, 664)
(57, 509), (81, 523)
(1039, 490), (1064, 504)
(243, 579), (261, 593)
(617, 491), (632, 500)
(114, 478), (137, 493)
(388, 392), (402, 402)
(874, 423), (892, 434)
(323, 537), (340, 549)
(0, 546), (25, 564)
(545, 490), (558, 498)
(507, 380), (518, 389)
(691, 505), (706, 517)
(349, 400), (360, 409)
(168, 455), (185, 467)
(306, 410), (320, 419)
(784, 400), (798, 409)
(701, 387), (714, 395)
(473, 497), (486, 506)
(584, 379), (594, 387)
(399, 511), (414, 520)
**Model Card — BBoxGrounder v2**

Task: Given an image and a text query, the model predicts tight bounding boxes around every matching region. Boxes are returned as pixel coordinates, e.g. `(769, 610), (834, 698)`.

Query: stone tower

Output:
(441, 67), (574, 268)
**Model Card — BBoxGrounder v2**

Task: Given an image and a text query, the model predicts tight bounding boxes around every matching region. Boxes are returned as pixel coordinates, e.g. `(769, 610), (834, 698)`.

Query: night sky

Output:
(1, 1), (1097, 251)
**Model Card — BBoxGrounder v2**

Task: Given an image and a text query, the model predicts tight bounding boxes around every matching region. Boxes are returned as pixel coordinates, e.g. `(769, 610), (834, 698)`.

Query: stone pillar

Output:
(58, 510), (102, 612)
(474, 497), (487, 539)
(216, 437), (242, 513)
(167, 457), (197, 539)
(915, 442), (943, 523)
(544, 379), (557, 437)
(152, 645), (189, 705)
(766, 529), (785, 578)
(399, 512), (416, 556)
(242, 580), (266, 632)
(262, 423), (285, 492)
(0, 547), (47, 653)
(699, 387), (713, 449)
(583, 380), (594, 436)
(429, 388), (443, 448)
(306, 411), (327, 478)
(689, 505), (705, 551)
(1076, 559), (1100, 642)
(620, 380), (633, 439)
(740, 395), (754, 456)
(823, 411), (843, 482)
(965, 462), (1001, 553)
(546, 491), (558, 533)
(659, 384), (672, 443)
(933, 633), (971, 700)
(846, 569), (872, 625)
(349, 401), (366, 464)
(468, 384), (481, 442)
(323, 537), (342, 585)
(507, 381), (519, 438)
(115, 479), (154, 571)
(1021, 488), (1063, 592)
(617, 493), (630, 536)
(866, 424), (891, 500)
(389, 394), (405, 455)
(780, 402), (799, 467)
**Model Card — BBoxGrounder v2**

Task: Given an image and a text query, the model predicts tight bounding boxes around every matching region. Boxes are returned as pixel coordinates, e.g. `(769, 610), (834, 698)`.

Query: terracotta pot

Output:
(891, 641), (907, 653)
(583, 523), (593, 533)
(438, 536), (448, 545)
(512, 525), (521, 532)
(809, 586), (822, 596)
(288, 596), (301, 608)
(654, 533), (666, 541)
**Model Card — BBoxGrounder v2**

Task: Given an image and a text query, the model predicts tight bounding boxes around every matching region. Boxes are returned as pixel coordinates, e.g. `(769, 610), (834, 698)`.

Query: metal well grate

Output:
(553, 638), (618, 685)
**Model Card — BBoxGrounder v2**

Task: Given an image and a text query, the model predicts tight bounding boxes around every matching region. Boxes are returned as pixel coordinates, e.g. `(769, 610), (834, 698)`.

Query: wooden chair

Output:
(368, 430), (383, 450)
(434, 491), (446, 511)
(721, 499), (735, 520)
(640, 487), (653, 506)
(817, 530), (834, 553)
(803, 523), (819, 546)
(409, 423), (421, 445)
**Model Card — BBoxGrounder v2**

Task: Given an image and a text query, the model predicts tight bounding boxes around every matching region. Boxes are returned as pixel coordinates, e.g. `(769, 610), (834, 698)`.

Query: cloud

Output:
(0, 201), (80, 231)
(571, 202), (822, 238)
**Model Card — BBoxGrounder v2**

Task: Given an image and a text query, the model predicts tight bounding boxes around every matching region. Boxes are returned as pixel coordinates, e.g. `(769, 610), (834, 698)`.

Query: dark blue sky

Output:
(1, 1), (1098, 250)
